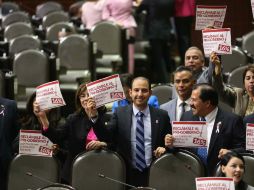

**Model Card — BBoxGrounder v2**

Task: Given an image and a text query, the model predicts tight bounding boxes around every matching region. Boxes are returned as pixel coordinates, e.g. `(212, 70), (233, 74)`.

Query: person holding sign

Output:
(211, 52), (254, 117)
(37, 84), (108, 184)
(165, 84), (246, 176)
(161, 66), (195, 122)
(94, 77), (172, 187)
(216, 151), (254, 190)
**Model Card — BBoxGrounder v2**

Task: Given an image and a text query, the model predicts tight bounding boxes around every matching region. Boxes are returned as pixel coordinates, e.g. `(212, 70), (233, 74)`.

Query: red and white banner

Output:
(246, 123), (254, 151)
(195, 5), (227, 30)
(196, 177), (235, 190)
(19, 130), (53, 157)
(172, 121), (207, 147)
(36, 80), (66, 111)
(202, 28), (231, 56)
(86, 74), (125, 108)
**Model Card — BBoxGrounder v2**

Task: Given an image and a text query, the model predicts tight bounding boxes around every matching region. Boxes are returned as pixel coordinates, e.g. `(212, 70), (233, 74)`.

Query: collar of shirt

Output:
(132, 104), (150, 117)
(176, 97), (191, 108)
(203, 107), (218, 123)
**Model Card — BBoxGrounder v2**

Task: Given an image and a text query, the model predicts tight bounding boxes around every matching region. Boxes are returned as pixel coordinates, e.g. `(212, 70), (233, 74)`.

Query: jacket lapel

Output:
(208, 108), (223, 155)
(149, 106), (159, 150)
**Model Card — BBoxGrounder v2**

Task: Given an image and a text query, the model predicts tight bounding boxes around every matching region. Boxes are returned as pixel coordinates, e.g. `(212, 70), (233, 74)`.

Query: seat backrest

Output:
(227, 65), (248, 89)
(13, 49), (49, 87)
(46, 22), (76, 41)
(90, 21), (123, 55)
(151, 84), (173, 105)
(42, 11), (69, 29)
(242, 153), (254, 186)
(8, 154), (60, 190)
(40, 183), (75, 190)
(242, 30), (254, 56)
(1, 2), (20, 16)
(149, 150), (205, 190)
(36, 1), (63, 19)
(0, 71), (5, 97)
(9, 35), (41, 56)
(58, 34), (91, 70)
(2, 11), (30, 28)
(221, 46), (248, 73)
(71, 149), (126, 190)
(4, 22), (33, 41)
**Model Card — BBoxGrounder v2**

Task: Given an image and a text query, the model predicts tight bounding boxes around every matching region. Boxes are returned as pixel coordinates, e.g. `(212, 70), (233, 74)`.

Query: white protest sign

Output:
(246, 123), (254, 151)
(86, 74), (125, 108)
(202, 28), (232, 56)
(36, 80), (66, 111)
(251, 0), (254, 19)
(196, 177), (235, 190)
(195, 5), (227, 30)
(19, 130), (54, 157)
(172, 121), (207, 147)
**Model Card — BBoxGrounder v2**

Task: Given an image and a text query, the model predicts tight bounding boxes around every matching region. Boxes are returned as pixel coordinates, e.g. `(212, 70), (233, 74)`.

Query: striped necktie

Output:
(135, 111), (146, 171)
(197, 116), (208, 164)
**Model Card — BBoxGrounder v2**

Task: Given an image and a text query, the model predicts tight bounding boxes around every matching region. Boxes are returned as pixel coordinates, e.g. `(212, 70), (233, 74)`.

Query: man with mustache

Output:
(165, 84), (246, 176)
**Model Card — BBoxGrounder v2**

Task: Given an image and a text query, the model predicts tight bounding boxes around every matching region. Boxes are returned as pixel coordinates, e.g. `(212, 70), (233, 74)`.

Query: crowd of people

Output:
(1, 0), (254, 190)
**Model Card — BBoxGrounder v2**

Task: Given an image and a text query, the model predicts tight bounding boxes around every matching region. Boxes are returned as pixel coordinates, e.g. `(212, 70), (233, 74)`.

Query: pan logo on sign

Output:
(51, 98), (63, 104)
(218, 44), (230, 52)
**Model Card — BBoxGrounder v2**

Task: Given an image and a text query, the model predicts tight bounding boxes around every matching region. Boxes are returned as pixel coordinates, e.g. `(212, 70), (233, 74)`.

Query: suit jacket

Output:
(181, 108), (246, 176)
(0, 97), (19, 190)
(160, 98), (177, 122)
(94, 105), (172, 169)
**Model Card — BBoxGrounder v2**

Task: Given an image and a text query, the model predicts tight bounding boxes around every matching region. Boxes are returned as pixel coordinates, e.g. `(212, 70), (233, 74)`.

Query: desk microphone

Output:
(98, 173), (137, 189)
(26, 171), (55, 185)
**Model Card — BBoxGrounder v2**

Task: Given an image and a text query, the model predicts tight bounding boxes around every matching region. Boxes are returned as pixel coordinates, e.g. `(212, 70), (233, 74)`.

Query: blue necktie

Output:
(197, 117), (208, 164)
(135, 111), (146, 171)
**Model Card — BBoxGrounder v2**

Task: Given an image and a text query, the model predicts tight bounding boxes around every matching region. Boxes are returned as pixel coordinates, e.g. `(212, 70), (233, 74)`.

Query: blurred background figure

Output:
(136, 0), (175, 83)
(174, 0), (195, 65)
(81, 0), (105, 30)
(102, 0), (137, 74)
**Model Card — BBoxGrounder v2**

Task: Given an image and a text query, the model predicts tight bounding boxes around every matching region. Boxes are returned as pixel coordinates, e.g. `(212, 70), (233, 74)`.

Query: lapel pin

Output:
(216, 121), (222, 133)
(156, 120), (159, 124)
(0, 105), (5, 117)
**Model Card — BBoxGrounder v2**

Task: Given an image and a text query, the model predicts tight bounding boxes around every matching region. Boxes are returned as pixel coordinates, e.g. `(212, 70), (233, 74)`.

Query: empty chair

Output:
(151, 84), (173, 105)
(2, 11), (30, 28)
(4, 22), (33, 41)
(221, 46), (248, 74)
(72, 149), (126, 190)
(46, 22), (76, 41)
(7, 154), (60, 190)
(1, 1), (20, 16)
(42, 11), (69, 29)
(242, 30), (254, 56)
(90, 21), (126, 75)
(9, 35), (41, 56)
(149, 150), (205, 190)
(58, 34), (93, 84)
(13, 49), (50, 109)
(227, 65), (249, 89)
(36, 1), (63, 19)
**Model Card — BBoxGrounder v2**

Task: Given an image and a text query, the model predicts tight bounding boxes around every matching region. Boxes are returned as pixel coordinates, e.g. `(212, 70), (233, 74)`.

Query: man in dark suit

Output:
(165, 84), (245, 176)
(94, 77), (171, 187)
(0, 97), (19, 190)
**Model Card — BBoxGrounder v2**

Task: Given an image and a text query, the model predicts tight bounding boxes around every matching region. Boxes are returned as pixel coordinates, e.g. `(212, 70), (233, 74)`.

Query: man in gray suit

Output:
(161, 66), (195, 122)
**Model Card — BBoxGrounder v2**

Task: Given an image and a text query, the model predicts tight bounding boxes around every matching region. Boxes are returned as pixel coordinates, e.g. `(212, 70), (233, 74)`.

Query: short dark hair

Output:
(120, 73), (134, 89)
(131, 76), (151, 90)
(242, 65), (254, 84)
(193, 83), (218, 106)
(174, 66), (194, 79)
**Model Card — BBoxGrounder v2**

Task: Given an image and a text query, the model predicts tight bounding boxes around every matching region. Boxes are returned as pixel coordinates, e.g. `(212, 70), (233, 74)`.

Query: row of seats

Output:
(8, 149), (254, 190)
